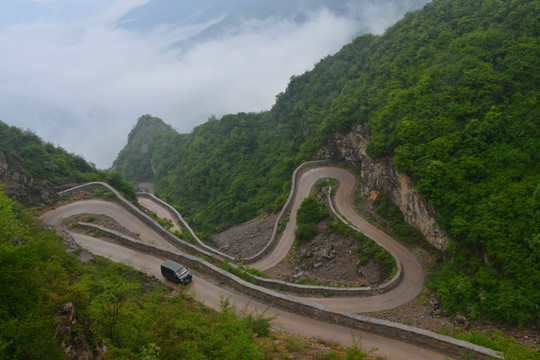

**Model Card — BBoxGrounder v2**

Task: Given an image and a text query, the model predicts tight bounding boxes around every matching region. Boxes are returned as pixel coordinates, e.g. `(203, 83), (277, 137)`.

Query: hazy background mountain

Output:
(0, 0), (428, 168)
(117, 0), (428, 46)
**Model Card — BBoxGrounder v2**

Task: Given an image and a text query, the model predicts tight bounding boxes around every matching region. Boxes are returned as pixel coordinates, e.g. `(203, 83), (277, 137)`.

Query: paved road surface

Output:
(43, 199), (177, 251)
(251, 167), (424, 312)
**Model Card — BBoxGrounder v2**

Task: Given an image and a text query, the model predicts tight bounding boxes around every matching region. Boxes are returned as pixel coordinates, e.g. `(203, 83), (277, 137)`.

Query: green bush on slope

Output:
(0, 121), (99, 185)
(0, 188), (274, 359)
(295, 195), (328, 243)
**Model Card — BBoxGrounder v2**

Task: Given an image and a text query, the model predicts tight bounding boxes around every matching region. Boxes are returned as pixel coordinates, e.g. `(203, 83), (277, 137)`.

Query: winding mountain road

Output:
(41, 167), (443, 359)
(252, 167), (424, 312)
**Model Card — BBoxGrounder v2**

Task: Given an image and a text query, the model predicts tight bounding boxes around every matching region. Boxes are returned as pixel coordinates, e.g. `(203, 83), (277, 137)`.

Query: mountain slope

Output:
(0, 120), (137, 203)
(0, 120), (100, 203)
(113, 115), (177, 183)
(114, 0), (539, 325)
(117, 0), (429, 45)
(116, 112), (296, 233)
(116, 0), (235, 32)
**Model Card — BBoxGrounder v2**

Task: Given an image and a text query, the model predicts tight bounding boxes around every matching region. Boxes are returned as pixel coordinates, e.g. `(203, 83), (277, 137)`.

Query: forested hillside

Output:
(113, 115), (177, 183)
(0, 121), (136, 203)
(0, 121), (98, 185)
(115, 112), (297, 232)
(114, 0), (539, 325)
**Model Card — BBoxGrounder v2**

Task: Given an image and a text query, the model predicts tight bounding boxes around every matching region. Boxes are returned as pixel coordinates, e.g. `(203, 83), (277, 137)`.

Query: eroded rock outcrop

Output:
(0, 151), (56, 203)
(55, 302), (107, 359)
(0, 151), (33, 192)
(319, 125), (450, 250)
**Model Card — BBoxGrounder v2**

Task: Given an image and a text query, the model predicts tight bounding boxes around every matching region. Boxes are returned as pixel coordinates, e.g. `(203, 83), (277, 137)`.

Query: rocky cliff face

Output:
(0, 151), (54, 203)
(0, 151), (32, 189)
(319, 125), (450, 250)
(55, 302), (107, 359)
(0, 151), (34, 198)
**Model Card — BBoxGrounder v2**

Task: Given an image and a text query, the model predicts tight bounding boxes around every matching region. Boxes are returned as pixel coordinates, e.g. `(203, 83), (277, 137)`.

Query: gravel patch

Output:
(213, 215), (278, 258)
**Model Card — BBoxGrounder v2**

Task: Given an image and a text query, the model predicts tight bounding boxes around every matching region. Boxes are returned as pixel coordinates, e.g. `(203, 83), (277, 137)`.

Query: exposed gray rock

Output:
(0, 151), (56, 203)
(0, 151), (33, 194)
(319, 247), (334, 260)
(319, 125), (451, 250)
(452, 313), (470, 329)
(213, 215), (278, 258)
(78, 251), (94, 263)
(55, 302), (107, 359)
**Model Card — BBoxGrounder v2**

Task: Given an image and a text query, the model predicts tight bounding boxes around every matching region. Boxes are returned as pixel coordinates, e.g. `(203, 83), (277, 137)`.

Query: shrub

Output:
(297, 195), (326, 225)
(295, 195), (328, 243)
(295, 223), (319, 243)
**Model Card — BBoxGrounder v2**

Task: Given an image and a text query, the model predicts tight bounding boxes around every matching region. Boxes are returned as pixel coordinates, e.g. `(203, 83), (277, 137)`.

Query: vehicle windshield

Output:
(176, 268), (188, 277)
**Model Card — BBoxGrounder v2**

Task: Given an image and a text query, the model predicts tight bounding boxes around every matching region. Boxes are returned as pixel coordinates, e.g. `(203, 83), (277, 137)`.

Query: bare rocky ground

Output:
(212, 212), (384, 287)
(212, 215), (279, 258)
(265, 220), (384, 288)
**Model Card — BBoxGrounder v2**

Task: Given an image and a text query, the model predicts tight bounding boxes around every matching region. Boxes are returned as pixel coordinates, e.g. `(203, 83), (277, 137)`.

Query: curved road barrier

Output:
(56, 182), (230, 262)
(137, 192), (234, 261)
(243, 160), (330, 263)
(53, 169), (415, 304)
(136, 162), (403, 297)
(54, 169), (415, 302)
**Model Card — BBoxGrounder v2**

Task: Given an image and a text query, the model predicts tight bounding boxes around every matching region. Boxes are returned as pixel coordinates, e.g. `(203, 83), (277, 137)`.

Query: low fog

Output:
(0, 1), (415, 168)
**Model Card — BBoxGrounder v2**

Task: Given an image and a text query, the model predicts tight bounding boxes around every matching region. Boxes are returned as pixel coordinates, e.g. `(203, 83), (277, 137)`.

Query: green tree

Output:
(295, 195), (327, 243)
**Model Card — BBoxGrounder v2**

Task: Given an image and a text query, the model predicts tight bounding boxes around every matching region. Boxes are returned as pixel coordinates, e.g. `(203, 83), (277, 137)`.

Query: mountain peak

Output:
(127, 114), (173, 145)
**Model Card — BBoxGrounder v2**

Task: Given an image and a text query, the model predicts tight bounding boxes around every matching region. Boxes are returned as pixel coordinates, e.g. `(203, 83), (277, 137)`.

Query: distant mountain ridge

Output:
(117, 0), (429, 45)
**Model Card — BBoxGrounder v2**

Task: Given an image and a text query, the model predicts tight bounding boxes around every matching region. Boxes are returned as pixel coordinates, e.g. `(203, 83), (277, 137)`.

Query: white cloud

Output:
(0, 4), (405, 168)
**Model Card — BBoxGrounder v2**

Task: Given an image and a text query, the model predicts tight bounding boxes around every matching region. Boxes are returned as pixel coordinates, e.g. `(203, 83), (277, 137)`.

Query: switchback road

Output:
(41, 167), (445, 359)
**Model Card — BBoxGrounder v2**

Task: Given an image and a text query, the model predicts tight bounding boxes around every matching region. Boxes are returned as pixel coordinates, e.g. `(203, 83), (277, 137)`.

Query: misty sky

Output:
(0, 0), (415, 168)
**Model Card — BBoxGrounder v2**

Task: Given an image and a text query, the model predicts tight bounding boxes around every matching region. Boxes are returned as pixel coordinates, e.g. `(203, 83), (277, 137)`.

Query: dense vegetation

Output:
(295, 195), (328, 243)
(113, 115), (176, 183)
(0, 189), (273, 359)
(0, 121), (99, 185)
(114, 0), (539, 325)
(0, 121), (136, 202)
(115, 113), (298, 234)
